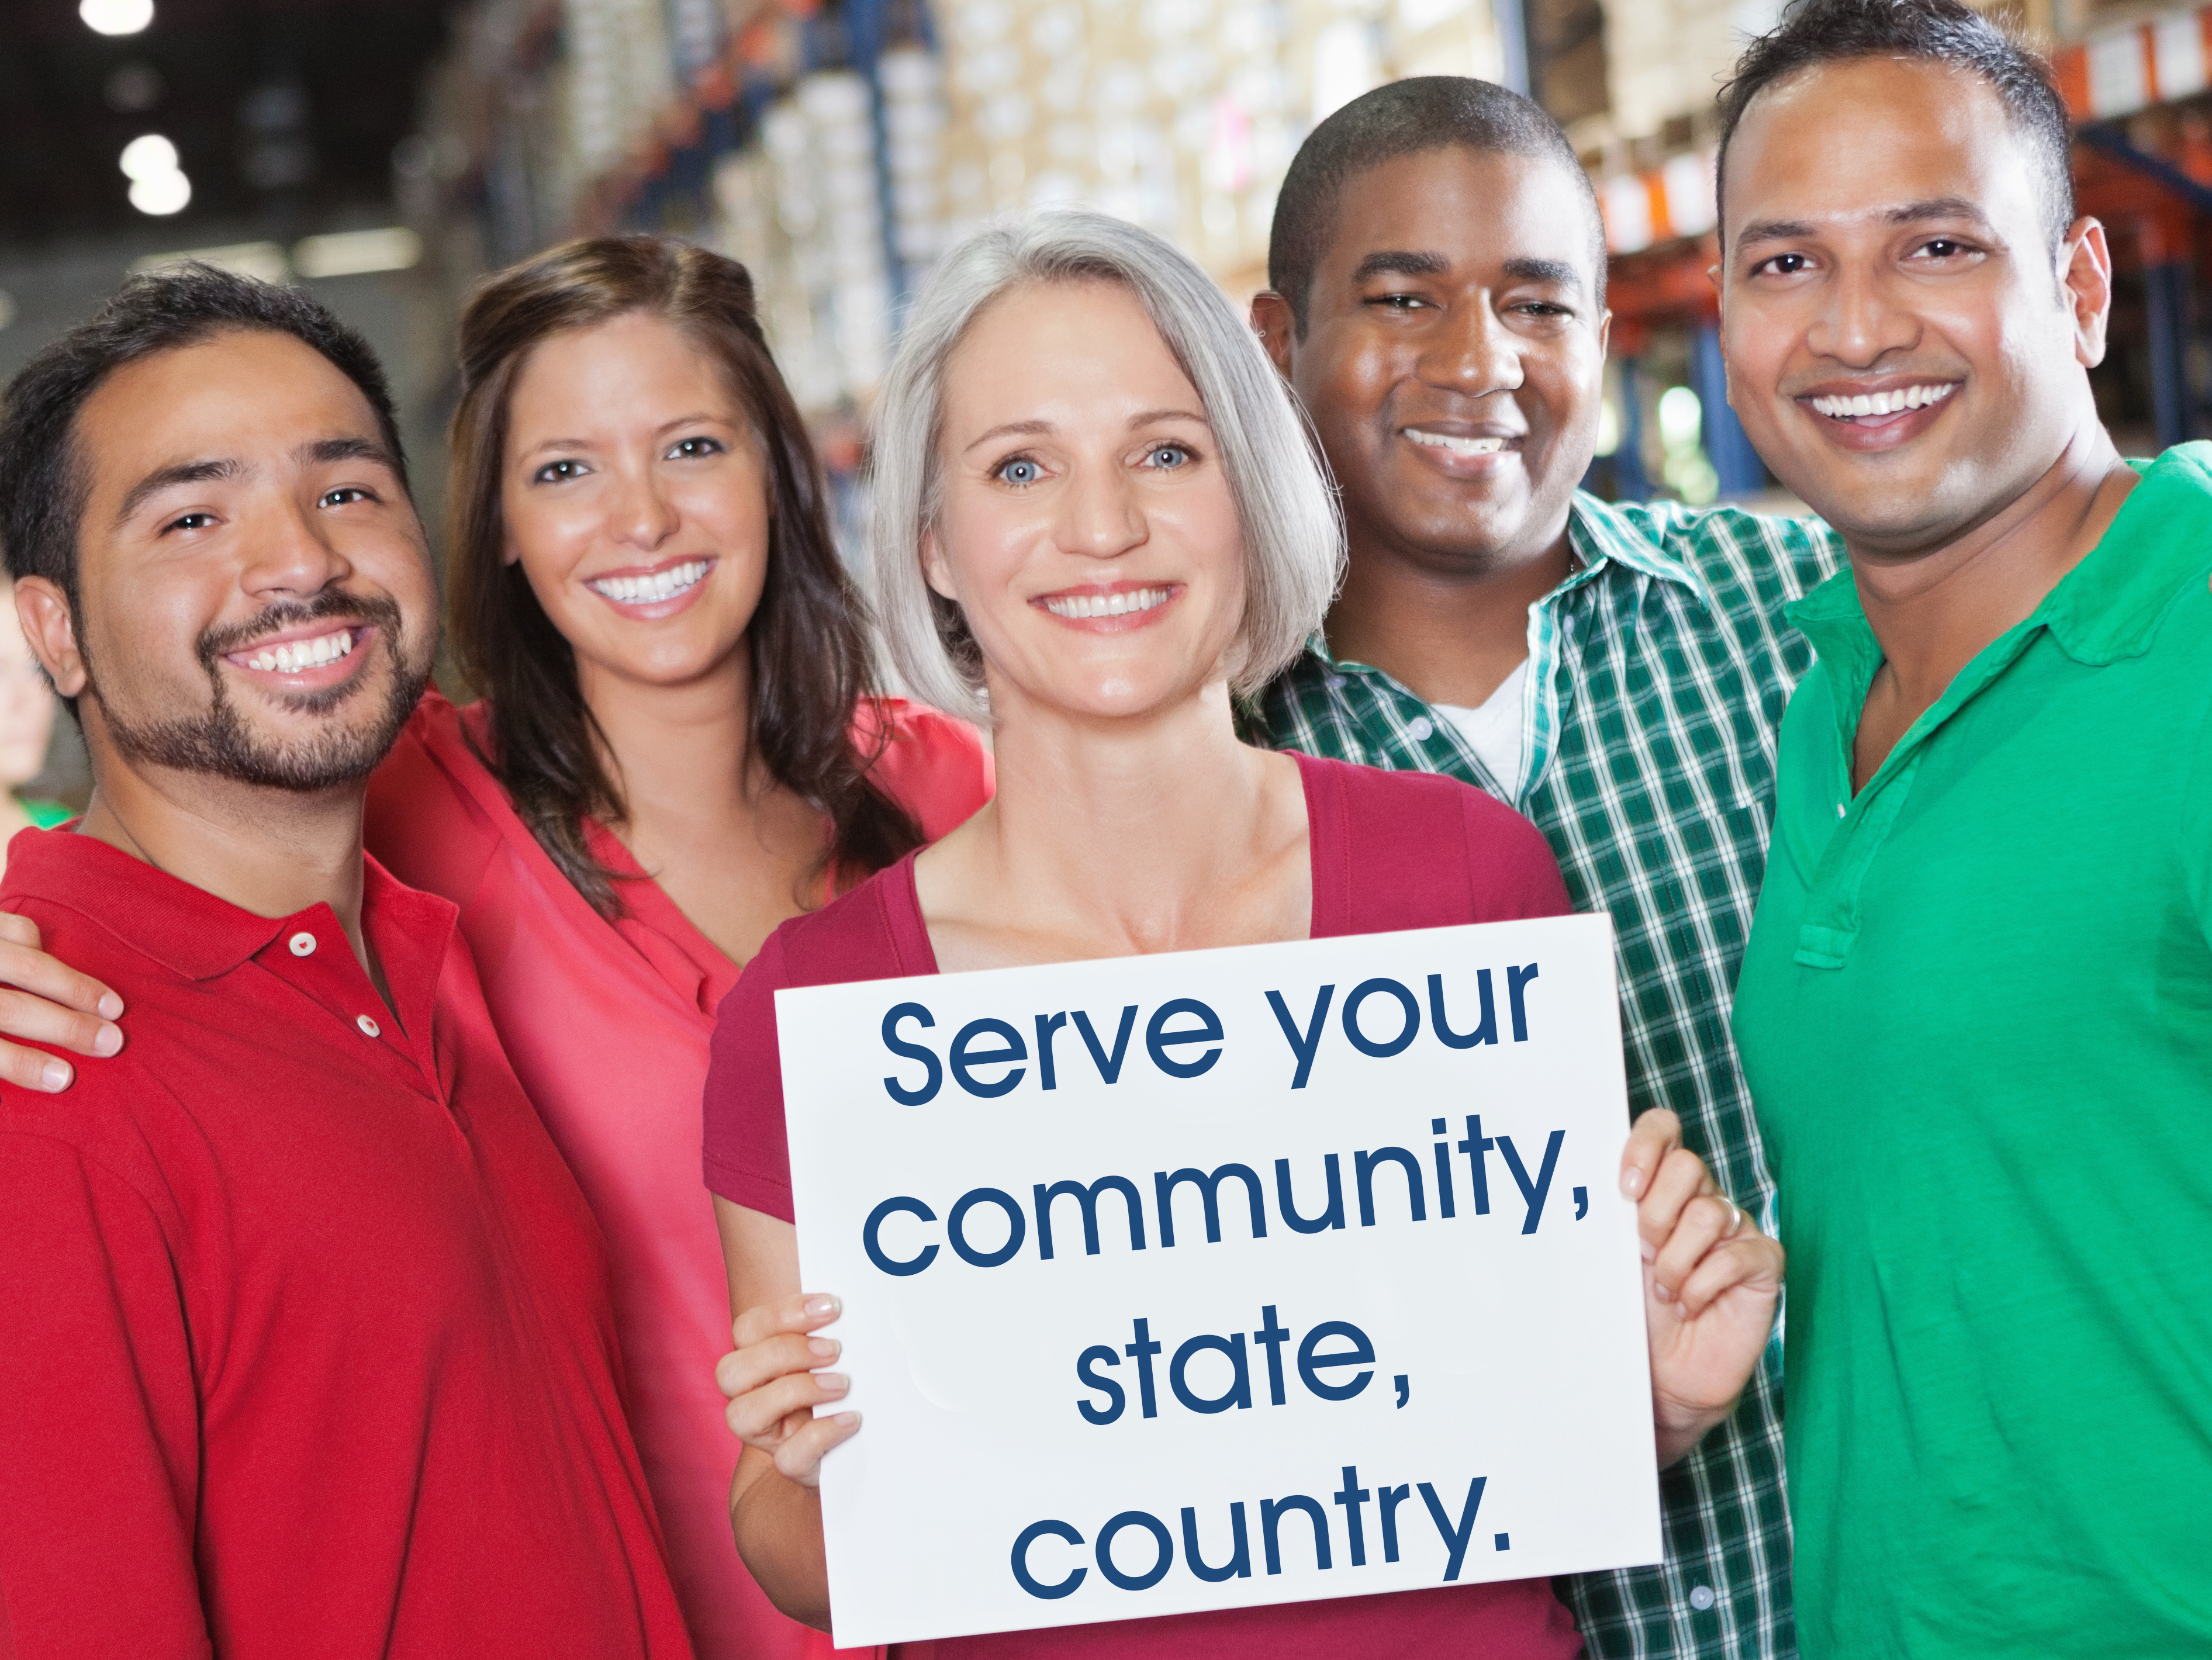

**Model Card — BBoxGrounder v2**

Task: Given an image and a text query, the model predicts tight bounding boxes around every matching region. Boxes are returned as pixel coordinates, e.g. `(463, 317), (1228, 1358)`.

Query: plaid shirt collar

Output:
(1293, 491), (1710, 800)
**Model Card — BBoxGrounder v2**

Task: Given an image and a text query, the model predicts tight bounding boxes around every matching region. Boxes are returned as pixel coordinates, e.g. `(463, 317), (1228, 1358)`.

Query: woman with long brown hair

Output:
(0, 235), (990, 1657)
(371, 237), (989, 1656)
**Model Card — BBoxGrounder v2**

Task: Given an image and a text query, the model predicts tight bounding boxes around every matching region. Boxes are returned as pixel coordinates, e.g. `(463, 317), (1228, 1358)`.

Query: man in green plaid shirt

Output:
(1246, 79), (1841, 1660)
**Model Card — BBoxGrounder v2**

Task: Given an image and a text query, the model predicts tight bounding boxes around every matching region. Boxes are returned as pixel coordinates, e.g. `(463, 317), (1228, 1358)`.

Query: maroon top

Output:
(0, 831), (695, 1658)
(704, 753), (1582, 1660)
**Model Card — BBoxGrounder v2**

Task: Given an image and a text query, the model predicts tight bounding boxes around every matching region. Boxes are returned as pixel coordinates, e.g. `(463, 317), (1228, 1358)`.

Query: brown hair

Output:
(447, 234), (922, 915)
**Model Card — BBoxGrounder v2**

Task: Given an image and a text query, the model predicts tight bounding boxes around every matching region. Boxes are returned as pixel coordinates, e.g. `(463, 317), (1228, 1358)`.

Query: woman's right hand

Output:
(715, 1291), (860, 1489)
(0, 911), (124, 1091)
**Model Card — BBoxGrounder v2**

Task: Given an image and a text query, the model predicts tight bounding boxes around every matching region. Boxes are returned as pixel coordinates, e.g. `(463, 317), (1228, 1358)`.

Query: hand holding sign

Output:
(713, 914), (1785, 1647)
(720, 1108), (1781, 1495)
(1623, 1111), (1786, 1463)
(717, 1292), (858, 1489)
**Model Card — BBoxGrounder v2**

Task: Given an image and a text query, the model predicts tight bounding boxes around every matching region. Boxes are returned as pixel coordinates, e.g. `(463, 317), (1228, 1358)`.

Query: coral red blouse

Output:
(365, 691), (993, 1660)
(702, 752), (1584, 1659)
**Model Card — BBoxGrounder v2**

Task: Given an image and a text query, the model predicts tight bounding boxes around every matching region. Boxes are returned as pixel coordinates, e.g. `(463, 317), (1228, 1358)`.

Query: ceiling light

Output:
(292, 227), (421, 279)
(119, 134), (177, 181)
(129, 170), (191, 216)
(80, 0), (154, 36)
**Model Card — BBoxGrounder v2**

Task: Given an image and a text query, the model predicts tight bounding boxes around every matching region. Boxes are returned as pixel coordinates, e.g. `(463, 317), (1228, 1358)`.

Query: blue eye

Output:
(998, 458), (1042, 486)
(1148, 444), (1193, 469)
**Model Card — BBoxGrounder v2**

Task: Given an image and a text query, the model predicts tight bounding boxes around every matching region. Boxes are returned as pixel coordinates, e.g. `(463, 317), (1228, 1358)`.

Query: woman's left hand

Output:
(1620, 1108), (1784, 1466)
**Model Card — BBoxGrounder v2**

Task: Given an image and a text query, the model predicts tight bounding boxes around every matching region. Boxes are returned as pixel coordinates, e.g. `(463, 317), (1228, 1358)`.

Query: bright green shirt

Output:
(1733, 444), (2212, 1658)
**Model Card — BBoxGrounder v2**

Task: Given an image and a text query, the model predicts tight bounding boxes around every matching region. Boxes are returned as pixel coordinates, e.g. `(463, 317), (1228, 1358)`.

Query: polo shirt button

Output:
(288, 931), (316, 957)
(1689, 1584), (1716, 1611)
(356, 1014), (381, 1039)
(1407, 715), (1435, 741)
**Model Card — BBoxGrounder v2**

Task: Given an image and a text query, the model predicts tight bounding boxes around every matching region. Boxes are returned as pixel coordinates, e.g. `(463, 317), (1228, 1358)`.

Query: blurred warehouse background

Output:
(2, 0), (2211, 542)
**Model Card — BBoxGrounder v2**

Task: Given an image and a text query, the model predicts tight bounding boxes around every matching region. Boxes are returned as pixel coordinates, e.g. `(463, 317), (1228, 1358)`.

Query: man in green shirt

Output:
(1245, 77), (1836, 1660)
(1717, 1), (2212, 1654)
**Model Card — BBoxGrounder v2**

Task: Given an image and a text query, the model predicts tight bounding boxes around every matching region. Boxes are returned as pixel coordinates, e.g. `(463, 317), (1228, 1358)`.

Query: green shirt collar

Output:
(1788, 441), (2212, 679)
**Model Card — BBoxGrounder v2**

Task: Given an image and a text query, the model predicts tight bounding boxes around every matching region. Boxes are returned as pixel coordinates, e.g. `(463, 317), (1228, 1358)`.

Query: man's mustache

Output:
(198, 591), (407, 670)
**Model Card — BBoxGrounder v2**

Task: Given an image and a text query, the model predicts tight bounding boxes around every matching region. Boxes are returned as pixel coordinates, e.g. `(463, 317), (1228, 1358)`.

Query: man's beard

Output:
(94, 592), (432, 793)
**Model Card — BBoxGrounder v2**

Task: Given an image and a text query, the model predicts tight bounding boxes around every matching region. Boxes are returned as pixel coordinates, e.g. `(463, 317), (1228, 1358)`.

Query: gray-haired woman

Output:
(701, 210), (1783, 1656)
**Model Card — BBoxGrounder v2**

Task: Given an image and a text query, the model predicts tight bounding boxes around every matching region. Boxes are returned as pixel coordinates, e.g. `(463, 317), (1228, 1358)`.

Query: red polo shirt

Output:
(0, 829), (696, 1659)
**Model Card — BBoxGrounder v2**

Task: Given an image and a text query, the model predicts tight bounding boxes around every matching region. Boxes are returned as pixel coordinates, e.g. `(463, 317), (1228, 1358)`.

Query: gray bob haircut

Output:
(869, 209), (1345, 721)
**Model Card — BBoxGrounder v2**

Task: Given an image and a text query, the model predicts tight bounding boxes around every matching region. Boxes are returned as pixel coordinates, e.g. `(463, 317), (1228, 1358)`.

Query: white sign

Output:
(777, 912), (1660, 1647)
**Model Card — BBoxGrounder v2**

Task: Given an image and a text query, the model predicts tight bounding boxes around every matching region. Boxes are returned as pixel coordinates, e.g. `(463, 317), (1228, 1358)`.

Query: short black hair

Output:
(0, 264), (407, 617)
(1268, 75), (1608, 334)
(1717, 0), (2075, 251)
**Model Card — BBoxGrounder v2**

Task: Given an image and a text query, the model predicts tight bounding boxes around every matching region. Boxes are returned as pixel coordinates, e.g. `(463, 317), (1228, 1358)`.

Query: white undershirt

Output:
(1431, 656), (1532, 794)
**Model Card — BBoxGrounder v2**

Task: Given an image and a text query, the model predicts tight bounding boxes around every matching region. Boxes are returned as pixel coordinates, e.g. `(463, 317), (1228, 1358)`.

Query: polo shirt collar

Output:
(1788, 441), (2212, 678)
(2038, 443), (2212, 663)
(2, 828), (450, 984)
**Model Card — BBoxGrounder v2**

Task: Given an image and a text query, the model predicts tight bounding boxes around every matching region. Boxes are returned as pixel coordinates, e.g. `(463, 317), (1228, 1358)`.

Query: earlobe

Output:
(14, 578), (87, 700)
(919, 528), (957, 603)
(1249, 292), (1297, 379)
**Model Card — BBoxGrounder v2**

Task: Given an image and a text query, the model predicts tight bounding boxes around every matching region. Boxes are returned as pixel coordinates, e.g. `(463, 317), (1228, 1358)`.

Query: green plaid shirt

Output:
(1249, 491), (1843, 1660)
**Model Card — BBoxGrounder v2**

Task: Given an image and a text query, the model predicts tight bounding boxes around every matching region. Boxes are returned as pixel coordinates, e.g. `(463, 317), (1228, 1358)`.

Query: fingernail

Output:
(815, 1372), (848, 1395)
(97, 993), (123, 1021)
(831, 1411), (860, 1428)
(808, 1337), (840, 1360)
(803, 1294), (839, 1319)
(40, 1059), (70, 1091)
(1640, 1239), (1657, 1263)
(1621, 1167), (1643, 1196)
(1653, 1281), (1673, 1302)
(94, 1023), (122, 1057)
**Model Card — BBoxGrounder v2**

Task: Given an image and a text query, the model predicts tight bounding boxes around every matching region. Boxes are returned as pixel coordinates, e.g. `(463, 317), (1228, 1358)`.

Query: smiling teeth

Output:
(1043, 586), (1173, 620)
(1407, 429), (1509, 456)
(1810, 383), (1957, 420)
(243, 630), (355, 674)
(589, 559), (710, 604)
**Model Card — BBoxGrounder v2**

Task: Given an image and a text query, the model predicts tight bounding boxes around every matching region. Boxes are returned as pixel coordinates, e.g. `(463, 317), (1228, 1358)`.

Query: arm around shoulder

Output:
(871, 699), (995, 843)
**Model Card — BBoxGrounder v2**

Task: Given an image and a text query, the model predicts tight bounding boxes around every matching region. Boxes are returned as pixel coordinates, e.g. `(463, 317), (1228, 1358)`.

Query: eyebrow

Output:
(1351, 250), (1587, 295)
(115, 457), (242, 525)
(1125, 407), (1210, 430)
(961, 408), (1211, 455)
(303, 435), (399, 470)
(1350, 250), (1450, 282)
(1502, 256), (1586, 292)
(1737, 198), (1997, 250)
(518, 413), (728, 458)
(963, 418), (1055, 454)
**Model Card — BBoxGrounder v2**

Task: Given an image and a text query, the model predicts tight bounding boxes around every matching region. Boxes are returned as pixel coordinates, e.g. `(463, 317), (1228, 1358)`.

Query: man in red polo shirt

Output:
(0, 267), (694, 1656)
